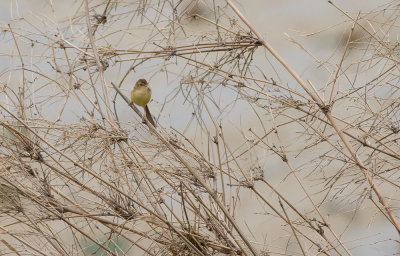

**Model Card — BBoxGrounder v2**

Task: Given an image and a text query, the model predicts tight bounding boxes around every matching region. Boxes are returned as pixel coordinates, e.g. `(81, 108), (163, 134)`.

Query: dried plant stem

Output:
(7, 24), (26, 120)
(0, 225), (47, 256)
(2, 1), (399, 255)
(0, 103), (206, 256)
(225, 0), (400, 236)
(84, 0), (114, 122)
(279, 198), (307, 256)
(327, 12), (360, 103)
(111, 81), (259, 256)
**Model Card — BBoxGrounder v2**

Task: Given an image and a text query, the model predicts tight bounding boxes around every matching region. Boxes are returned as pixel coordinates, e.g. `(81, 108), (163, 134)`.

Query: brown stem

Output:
(225, 0), (400, 237)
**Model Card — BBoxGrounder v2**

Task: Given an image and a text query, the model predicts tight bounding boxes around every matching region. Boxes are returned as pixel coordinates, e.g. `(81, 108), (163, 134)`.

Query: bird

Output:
(130, 78), (156, 127)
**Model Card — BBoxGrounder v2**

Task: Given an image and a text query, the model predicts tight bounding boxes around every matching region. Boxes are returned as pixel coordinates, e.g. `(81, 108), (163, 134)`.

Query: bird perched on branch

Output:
(130, 78), (156, 127)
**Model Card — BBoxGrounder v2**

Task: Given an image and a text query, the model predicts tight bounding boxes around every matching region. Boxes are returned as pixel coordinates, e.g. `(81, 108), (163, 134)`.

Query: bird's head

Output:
(135, 79), (148, 87)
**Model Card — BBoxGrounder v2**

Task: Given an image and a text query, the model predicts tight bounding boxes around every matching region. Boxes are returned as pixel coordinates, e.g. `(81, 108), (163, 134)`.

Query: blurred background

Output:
(0, 0), (399, 255)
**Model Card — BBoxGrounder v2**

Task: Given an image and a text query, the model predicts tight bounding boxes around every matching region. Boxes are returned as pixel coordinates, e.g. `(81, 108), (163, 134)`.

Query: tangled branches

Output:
(0, 0), (400, 255)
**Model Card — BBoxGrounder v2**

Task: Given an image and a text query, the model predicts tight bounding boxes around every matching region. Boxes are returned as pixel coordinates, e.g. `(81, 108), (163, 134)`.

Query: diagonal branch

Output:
(224, 0), (400, 237)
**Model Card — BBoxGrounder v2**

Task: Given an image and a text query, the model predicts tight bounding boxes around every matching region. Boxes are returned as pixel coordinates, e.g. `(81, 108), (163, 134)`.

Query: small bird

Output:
(130, 78), (156, 127)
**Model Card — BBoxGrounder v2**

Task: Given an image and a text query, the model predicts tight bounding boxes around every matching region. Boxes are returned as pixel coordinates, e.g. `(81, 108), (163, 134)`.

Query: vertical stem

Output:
(8, 24), (26, 120)
(83, 0), (114, 121)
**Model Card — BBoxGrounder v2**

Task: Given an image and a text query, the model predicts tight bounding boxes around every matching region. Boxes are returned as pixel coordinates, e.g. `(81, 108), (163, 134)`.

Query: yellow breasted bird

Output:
(130, 78), (156, 127)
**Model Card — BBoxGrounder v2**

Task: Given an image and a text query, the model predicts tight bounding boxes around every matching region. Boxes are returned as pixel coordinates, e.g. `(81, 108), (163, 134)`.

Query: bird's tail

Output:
(145, 105), (156, 127)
